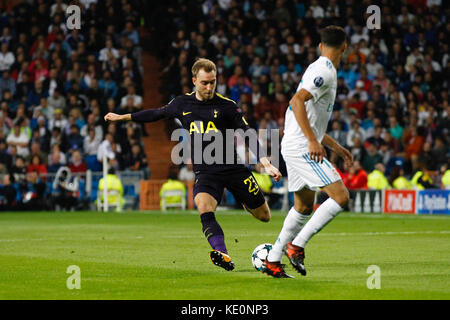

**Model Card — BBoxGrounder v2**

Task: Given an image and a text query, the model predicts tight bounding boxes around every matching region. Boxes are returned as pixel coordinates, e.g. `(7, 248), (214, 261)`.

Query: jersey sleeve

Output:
(228, 103), (251, 131)
(299, 66), (332, 103)
(131, 97), (180, 122)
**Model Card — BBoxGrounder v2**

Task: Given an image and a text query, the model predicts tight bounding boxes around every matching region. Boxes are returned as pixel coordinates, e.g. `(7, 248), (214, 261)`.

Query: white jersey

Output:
(281, 56), (337, 155)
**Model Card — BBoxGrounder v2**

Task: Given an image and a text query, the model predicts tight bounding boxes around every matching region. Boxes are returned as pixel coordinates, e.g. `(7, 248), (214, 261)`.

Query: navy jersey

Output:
(131, 92), (265, 174)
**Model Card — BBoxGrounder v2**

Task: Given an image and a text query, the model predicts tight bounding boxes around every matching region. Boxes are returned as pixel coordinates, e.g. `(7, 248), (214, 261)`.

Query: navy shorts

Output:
(193, 168), (266, 209)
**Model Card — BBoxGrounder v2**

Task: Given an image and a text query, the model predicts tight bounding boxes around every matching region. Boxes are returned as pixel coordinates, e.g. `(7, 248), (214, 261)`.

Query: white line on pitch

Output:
(318, 230), (450, 237)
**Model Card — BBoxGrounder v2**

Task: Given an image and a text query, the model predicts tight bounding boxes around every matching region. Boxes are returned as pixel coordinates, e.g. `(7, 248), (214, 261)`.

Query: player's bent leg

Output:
(195, 192), (235, 271)
(293, 188), (315, 215)
(266, 188), (314, 269)
(195, 192), (218, 214)
(286, 181), (348, 275)
(321, 179), (350, 208)
(289, 180), (347, 274)
(245, 202), (271, 222)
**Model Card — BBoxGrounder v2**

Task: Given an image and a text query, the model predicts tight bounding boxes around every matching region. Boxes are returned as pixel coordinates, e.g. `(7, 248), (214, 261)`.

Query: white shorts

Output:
(282, 152), (342, 192)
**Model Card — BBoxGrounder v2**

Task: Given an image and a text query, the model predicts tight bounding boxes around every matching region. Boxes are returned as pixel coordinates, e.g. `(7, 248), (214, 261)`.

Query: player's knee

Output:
(197, 203), (215, 214)
(261, 210), (271, 222)
(294, 203), (314, 215)
(335, 189), (350, 208)
(259, 212), (270, 222)
(255, 207), (271, 222)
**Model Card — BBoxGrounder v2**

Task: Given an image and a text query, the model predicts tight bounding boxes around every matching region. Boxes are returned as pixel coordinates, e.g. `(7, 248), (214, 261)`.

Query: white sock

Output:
(267, 207), (309, 262)
(292, 198), (343, 248)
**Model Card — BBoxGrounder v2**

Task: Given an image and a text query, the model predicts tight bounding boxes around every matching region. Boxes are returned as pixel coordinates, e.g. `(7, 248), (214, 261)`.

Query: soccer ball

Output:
(251, 243), (272, 271)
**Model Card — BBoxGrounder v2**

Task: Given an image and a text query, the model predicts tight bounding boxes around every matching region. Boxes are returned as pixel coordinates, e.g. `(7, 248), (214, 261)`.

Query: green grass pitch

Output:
(0, 210), (449, 300)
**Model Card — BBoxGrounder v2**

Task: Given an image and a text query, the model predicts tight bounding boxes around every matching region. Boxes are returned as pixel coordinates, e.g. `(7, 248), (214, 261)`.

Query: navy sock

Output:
(200, 212), (227, 254)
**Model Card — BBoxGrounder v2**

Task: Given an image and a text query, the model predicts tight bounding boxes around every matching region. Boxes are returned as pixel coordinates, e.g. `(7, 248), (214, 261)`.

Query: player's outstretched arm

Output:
(105, 105), (175, 123)
(104, 113), (131, 122)
(290, 88), (327, 163)
(322, 134), (353, 167)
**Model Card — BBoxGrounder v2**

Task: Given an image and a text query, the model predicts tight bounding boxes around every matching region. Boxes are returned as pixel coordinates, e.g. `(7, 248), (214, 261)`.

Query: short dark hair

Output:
(320, 25), (347, 48)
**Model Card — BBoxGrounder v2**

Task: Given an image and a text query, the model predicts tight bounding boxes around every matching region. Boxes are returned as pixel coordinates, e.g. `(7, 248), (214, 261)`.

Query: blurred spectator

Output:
(346, 121), (365, 148)
(388, 116), (403, 140)
(48, 143), (66, 170)
(442, 168), (450, 189)
(410, 163), (439, 190)
(366, 53), (383, 78)
(0, 71), (16, 98)
(47, 89), (66, 116)
(337, 62), (358, 89)
(120, 84), (142, 109)
(51, 166), (79, 211)
(403, 126), (424, 171)
(367, 163), (390, 190)
(98, 70), (118, 99)
(230, 76), (251, 103)
(99, 38), (119, 63)
(0, 174), (17, 211)
(48, 108), (67, 131)
(342, 160), (368, 190)
(0, 139), (12, 171)
(97, 132), (116, 163)
(159, 167), (186, 210)
(27, 154), (47, 175)
(7, 122), (29, 158)
(27, 142), (48, 166)
(366, 126), (385, 149)
(328, 120), (347, 148)
(68, 150), (87, 173)
(98, 167), (125, 211)
(11, 156), (27, 185)
(430, 136), (448, 169)
(23, 171), (47, 210)
(80, 113), (103, 140)
(389, 165), (412, 189)
(66, 124), (84, 154)
(362, 143), (384, 173)
(124, 143), (150, 179)
(26, 80), (48, 108)
(0, 42), (15, 72)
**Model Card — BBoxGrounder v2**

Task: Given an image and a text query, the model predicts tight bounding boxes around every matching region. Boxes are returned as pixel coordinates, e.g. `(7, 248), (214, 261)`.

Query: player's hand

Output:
(337, 146), (353, 167)
(104, 112), (126, 122)
(264, 164), (282, 182)
(308, 140), (327, 163)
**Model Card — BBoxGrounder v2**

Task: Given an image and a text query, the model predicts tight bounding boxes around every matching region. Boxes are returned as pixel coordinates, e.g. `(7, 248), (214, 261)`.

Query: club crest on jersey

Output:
(314, 76), (324, 87)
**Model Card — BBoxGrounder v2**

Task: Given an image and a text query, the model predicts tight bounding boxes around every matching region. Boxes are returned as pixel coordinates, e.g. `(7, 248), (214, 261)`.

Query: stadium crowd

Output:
(148, 0), (449, 193)
(1, 0), (450, 211)
(0, 0), (149, 210)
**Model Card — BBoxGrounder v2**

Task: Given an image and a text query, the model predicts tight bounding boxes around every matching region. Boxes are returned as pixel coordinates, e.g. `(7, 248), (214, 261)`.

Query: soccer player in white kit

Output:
(262, 26), (353, 278)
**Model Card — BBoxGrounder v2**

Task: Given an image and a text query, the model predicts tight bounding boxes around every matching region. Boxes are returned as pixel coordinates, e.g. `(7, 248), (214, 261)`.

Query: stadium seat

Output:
(97, 189), (122, 212)
(161, 190), (186, 211)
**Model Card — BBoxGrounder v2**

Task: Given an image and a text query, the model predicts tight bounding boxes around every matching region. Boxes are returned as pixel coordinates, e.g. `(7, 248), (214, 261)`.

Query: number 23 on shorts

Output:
(244, 176), (259, 195)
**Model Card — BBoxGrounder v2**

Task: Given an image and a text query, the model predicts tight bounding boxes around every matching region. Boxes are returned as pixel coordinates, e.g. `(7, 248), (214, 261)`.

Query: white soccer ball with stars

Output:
(251, 243), (273, 271)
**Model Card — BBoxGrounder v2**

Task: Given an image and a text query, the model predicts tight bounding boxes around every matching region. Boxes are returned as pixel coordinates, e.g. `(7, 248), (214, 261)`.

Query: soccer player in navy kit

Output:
(105, 58), (281, 271)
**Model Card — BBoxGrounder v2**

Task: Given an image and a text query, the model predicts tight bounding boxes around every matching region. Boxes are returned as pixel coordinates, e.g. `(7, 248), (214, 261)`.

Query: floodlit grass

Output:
(0, 210), (449, 299)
